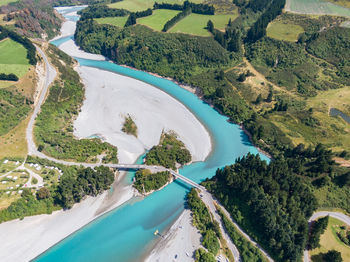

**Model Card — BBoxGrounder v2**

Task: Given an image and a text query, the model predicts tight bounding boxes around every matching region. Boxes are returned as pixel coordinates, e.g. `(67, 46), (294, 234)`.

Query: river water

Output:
(36, 6), (268, 262)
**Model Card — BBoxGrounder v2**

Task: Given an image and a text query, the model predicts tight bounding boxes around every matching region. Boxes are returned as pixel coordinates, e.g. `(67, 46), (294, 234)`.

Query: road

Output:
(200, 190), (241, 261)
(26, 45), (57, 158)
(303, 211), (350, 262)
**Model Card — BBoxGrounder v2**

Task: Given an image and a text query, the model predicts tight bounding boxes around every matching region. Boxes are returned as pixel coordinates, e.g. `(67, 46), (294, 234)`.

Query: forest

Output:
(204, 153), (318, 261)
(74, 19), (231, 82)
(78, 4), (129, 20)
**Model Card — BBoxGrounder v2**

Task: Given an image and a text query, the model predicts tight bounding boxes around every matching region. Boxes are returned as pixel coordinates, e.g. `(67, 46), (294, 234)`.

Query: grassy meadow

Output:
(288, 0), (350, 18)
(0, 0), (17, 7)
(137, 9), (180, 31)
(95, 16), (129, 28)
(266, 21), (304, 42)
(169, 12), (238, 36)
(310, 217), (350, 261)
(0, 38), (30, 78)
(109, 0), (204, 12)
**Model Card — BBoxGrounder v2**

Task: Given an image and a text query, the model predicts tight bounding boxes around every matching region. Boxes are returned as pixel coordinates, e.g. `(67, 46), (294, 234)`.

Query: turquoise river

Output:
(36, 6), (268, 262)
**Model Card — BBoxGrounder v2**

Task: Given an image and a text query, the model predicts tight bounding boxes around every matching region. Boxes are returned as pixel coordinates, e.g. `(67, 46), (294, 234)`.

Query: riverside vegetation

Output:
(74, 2), (350, 261)
(34, 44), (118, 163)
(187, 189), (221, 262)
(133, 169), (171, 194)
(0, 156), (115, 223)
(145, 132), (191, 170)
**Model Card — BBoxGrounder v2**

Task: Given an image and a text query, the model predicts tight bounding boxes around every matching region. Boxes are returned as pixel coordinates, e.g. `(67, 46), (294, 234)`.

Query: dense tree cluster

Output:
(195, 248), (216, 262)
(133, 169), (171, 193)
(154, 1), (215, 15)
(246, 0), (285, 43)
(205, 154), (318, 261)
(125, 8), (152, 27)
(307, 216), (329, 250)
(78, 4), (129, 20)
(56, 166), (114, 208)
(162, 8), (191, 32)
(209, 19), (241, 52)
(145, 132), (191, 170)
(0, 73), (18, 81)
(0, 26), (37, 65)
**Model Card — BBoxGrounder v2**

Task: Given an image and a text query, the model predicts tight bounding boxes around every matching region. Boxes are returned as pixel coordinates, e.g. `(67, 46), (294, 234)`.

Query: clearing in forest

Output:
(95, 16), (129, 28)
(266, 21), (304, 42)
(169, 12), (238, 36)
(137, 9), (180, 31)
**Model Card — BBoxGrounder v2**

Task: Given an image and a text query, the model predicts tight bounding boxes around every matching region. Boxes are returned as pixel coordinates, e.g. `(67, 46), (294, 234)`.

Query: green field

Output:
(267, 21), (304, 42)
(169, 12), (238, 36)
(95, 16), (129, 28)
(310, 217), (350, 261)
(288, 0), (350, 18)
(0, 38), (30, 77)
(109, 0), (204, 12)
(0, 0), (17, 7)
(138, 9), (180, 31)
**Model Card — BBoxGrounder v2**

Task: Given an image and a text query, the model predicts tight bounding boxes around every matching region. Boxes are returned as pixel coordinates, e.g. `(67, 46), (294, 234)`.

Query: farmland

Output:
(109, 0), (204, 12)
(266, 21), (304, 42)
(310, 217), (350, 261)
(138, 9), (180, 31)
(286, 0), (350, 18)
(0, 0), (17, 7)
(95, 16), (129, 28)
(0, 38), (30, 78)
(169, 12), (238, 36)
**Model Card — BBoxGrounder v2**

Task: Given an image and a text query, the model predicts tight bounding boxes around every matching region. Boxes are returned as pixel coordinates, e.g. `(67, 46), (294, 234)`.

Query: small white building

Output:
(3, 159), (8, 164)
(1, 181), (7, 184)
(18, 190), (23, 194)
